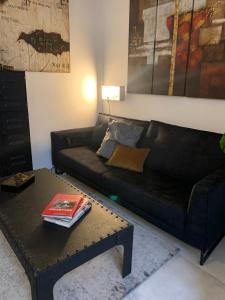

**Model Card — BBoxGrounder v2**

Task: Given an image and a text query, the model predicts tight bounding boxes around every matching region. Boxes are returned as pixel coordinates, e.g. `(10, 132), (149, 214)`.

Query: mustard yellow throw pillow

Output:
(106, 144), (150, 173)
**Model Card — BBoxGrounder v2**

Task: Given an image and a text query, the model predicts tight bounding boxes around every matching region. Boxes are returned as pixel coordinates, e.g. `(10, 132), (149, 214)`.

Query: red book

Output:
(42, 194), (83, 219)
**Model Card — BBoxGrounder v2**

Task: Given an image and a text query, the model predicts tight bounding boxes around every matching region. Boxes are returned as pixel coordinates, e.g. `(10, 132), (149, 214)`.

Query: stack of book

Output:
(42, 193), (92, 228)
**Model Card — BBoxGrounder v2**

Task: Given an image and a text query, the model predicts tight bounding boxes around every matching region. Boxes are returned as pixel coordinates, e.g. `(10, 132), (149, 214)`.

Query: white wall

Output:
(101, 0), (225, 134)
(26, 0), (103, 169)
(25, 0), (225, 169)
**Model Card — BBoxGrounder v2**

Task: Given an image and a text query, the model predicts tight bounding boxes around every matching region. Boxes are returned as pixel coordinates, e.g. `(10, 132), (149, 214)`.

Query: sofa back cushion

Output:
(90, 113), (150, 150)
(141, 121), (225, 183)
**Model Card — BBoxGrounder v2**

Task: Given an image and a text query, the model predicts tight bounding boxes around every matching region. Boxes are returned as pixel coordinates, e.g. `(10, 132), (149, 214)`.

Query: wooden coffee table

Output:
(0, 169), (133, 300)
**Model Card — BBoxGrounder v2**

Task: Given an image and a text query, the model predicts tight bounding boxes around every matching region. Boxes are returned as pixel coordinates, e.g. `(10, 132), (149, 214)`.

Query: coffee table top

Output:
(0, 169), (130, 273)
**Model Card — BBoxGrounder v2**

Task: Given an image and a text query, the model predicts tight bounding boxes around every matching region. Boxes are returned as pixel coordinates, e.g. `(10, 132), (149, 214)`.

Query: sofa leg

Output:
(55, 167), (63, 175)
(200, 232), (225, 265)
(200, 251), (207, 266)
(200, 247), (214, 266)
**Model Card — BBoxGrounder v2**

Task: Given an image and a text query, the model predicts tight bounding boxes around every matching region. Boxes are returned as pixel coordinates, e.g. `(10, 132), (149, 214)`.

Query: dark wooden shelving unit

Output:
(0, 71), (33, 177)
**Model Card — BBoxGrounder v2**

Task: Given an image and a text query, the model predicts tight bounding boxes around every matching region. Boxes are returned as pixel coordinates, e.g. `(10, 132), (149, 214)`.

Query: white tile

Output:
(179, 237), (225, 284)
(152, 229), (225, 285)
(125, 255), (225, 300)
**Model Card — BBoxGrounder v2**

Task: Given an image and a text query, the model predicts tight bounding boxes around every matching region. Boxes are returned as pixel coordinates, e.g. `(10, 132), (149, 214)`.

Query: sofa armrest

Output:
(187, 167), (225, 252)
(188, 167), (225, 211)
(51, 127), (94, 166)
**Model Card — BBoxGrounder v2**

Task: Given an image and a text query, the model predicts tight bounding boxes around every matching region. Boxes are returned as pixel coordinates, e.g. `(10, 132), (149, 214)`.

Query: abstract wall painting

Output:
(128, 0), (225, 100)
(0, 0), (70, 73)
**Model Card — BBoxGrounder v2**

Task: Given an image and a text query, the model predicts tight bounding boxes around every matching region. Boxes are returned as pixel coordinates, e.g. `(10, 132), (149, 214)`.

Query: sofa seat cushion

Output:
(58, 147), (111, 185)
(102, 169), (192, 230)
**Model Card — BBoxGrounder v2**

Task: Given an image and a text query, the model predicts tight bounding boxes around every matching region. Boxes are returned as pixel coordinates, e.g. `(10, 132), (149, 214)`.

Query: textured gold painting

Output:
(0, 0), (70, 73)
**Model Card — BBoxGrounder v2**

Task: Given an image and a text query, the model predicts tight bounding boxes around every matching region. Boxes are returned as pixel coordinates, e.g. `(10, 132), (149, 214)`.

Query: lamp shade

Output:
(101, 86), (125, 101)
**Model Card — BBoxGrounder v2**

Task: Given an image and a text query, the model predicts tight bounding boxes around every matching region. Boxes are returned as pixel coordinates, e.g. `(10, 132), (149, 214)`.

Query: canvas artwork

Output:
(0, 0), (70, 73)
(128, 0), (225, 99)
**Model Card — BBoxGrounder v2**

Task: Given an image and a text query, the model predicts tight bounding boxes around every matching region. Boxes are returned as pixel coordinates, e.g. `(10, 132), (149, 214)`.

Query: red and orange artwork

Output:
(128, 0), (225, 99)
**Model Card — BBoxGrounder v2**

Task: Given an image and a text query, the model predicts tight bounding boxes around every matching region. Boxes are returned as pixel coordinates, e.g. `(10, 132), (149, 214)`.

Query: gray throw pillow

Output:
(97, 120), (144, 159)
(96, 130), (117, 159)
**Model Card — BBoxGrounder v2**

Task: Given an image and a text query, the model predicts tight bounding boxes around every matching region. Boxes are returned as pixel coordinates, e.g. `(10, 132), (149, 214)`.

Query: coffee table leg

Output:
(31, 276), (54, 300)
(120, 226), (134, 278)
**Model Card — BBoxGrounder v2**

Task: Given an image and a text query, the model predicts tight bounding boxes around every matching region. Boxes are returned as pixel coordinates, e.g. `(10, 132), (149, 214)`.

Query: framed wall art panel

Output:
(128, 0), (225, 100)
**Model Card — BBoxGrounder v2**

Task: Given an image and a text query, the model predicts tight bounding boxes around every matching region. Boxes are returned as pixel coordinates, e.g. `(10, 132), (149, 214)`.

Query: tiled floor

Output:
(125, 225), (225, 300)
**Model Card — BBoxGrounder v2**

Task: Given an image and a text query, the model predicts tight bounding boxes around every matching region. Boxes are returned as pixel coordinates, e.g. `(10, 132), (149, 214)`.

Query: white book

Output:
(44, 202), (92, 228)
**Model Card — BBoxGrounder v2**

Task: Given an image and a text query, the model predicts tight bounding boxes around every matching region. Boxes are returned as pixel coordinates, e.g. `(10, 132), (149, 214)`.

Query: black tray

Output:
(0, 173), (35, 193)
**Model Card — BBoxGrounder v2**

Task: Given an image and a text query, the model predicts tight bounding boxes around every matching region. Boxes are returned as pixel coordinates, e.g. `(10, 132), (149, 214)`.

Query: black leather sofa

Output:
(51, 113), (225, 265)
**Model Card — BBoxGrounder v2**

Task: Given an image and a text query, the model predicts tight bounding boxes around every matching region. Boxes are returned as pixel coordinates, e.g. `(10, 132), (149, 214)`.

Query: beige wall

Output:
(101, 0), (225, 134)
(26, 0), (102, 169)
